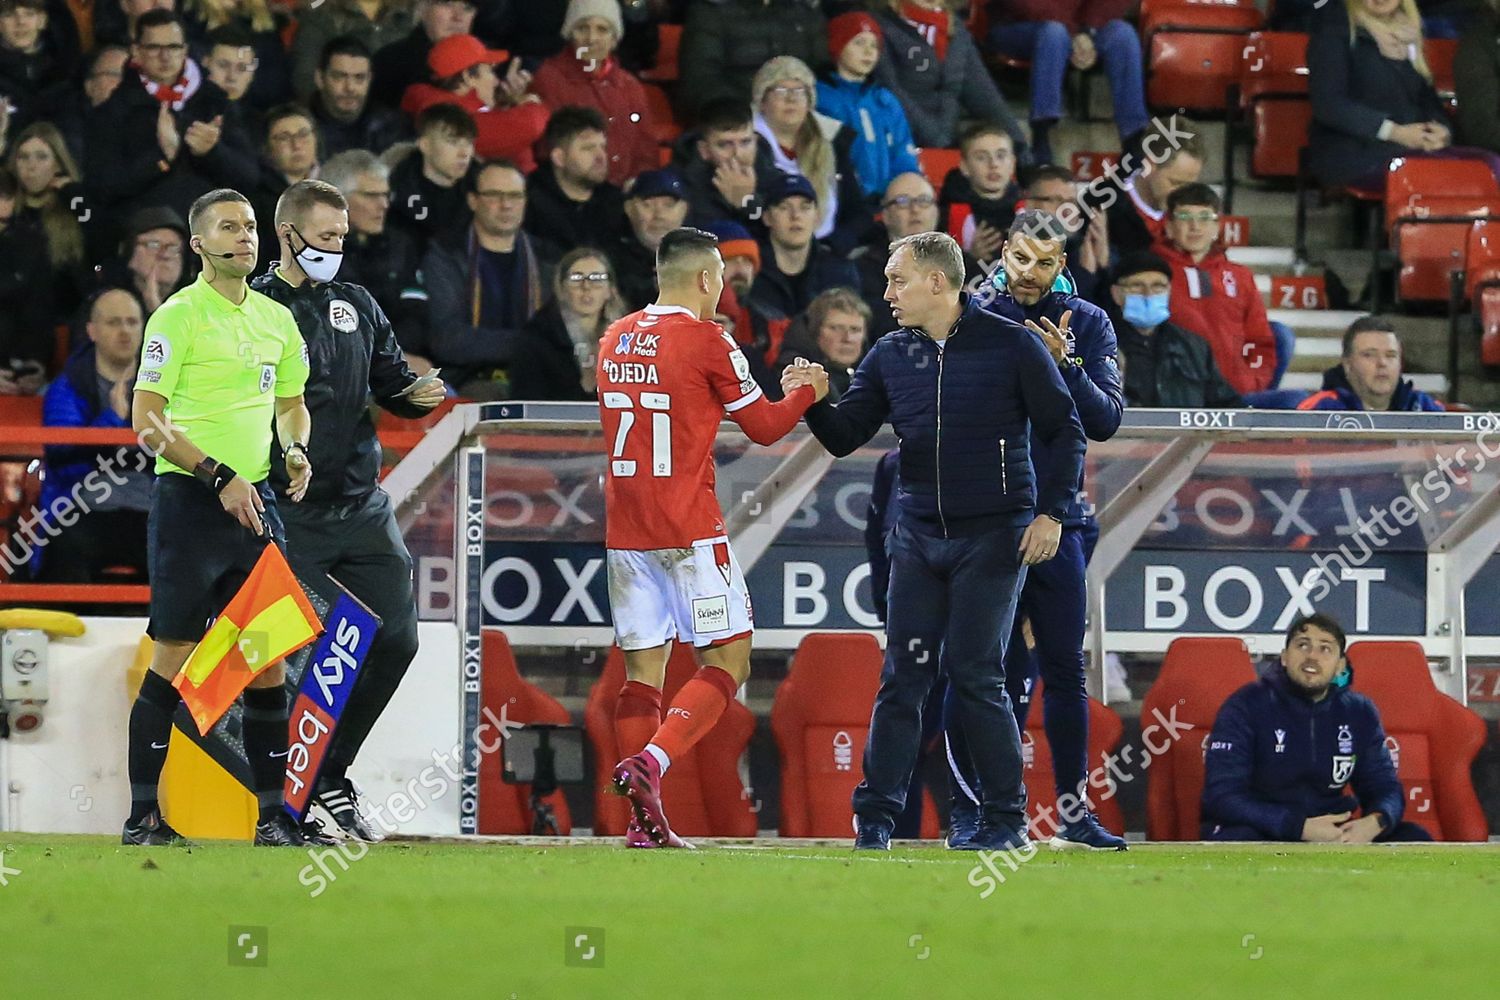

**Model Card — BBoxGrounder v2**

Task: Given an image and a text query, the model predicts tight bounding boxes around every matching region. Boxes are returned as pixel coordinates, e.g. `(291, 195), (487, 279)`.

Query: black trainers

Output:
(254, 811), (309, 847)
(121, 810), (189, 846)
(300, 813), (340, 846)
(853, 823), (892, 851)
(312, 776), (381, 842)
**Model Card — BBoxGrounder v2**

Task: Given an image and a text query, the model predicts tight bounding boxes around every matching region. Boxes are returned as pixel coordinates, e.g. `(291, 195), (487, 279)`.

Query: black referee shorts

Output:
(146, 473), (286, 643)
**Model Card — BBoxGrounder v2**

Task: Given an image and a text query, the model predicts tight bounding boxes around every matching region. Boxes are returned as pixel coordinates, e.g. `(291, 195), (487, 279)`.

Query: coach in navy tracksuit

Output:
(1202, 613), (1430, 843)
(789, 231), (1085, 851)
(944, 210), (1127, 850)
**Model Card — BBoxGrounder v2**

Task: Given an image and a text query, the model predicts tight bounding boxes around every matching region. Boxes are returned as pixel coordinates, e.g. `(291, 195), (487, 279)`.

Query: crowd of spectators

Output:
(3, 0), (1487, 586)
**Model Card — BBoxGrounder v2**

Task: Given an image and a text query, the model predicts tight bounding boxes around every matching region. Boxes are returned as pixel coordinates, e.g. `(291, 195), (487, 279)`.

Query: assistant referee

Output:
(123, 188), (314, 848)
(252, 179), (445, 842)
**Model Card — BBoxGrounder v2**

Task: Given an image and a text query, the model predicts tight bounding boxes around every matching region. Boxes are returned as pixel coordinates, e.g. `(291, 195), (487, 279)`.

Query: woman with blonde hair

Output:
(7, 122), (91, 322)
(509, 246), (622, 401)
(751, 56), (873, 254)
(182, 0), (293, 108)
(1307, 0), (1455, 187)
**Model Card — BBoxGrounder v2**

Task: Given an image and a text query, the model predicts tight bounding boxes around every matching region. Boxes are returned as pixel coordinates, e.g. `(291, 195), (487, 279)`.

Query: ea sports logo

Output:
(329, 300), (359, 333)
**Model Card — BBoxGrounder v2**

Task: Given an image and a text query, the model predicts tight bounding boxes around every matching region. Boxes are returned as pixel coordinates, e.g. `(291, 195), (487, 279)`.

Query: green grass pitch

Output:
(2, 835), (1496, 999)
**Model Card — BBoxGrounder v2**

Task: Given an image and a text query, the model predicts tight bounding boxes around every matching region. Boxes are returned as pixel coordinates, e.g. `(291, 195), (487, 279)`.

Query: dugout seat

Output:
(1021, 682), (1126, 839)
(771, 633), (941, 839)
(584, 644), (758, 838)
(477, 629), (574, 835)
(1141, 637), (1258, 840)
(1345, 642), (1488, 841)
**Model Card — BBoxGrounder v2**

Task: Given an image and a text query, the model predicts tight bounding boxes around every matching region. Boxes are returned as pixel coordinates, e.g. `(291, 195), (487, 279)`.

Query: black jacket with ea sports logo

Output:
(252, 269), (428, 505)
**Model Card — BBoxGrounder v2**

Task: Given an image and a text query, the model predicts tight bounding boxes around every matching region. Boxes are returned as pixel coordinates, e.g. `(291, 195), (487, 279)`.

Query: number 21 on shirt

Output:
(603, 391), (673, 477)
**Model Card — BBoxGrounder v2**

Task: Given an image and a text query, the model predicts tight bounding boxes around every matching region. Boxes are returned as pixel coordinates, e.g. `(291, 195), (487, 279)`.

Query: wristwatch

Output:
(285, 442), (309, 462)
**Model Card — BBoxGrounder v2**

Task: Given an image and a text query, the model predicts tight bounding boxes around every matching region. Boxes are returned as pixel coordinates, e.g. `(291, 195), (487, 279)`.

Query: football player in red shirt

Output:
(601, 227), (828, 847)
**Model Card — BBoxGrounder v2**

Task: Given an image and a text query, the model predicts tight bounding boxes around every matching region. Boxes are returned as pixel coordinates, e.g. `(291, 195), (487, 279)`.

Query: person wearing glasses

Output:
(509, 247), (622, 401)
(1153, 183), (1282, 396)
(85, 8), (258, 228)
(98, 205), (192, 318)
(251, 104), (322, 270)
(420, 160), (558, 400)
(750, 55), (873, 256)
(321, 149), (429, 366)
(857, 171), (980, 335)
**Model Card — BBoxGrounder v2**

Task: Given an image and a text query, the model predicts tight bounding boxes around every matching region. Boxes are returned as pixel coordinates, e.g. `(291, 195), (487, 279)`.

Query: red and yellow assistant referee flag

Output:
(173, 544), (323, 735)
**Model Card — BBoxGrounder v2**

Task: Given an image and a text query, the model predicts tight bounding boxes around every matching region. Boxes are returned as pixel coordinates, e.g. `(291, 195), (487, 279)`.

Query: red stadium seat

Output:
(771, 633), (941, 839)
(1141, 0), (1263, 38)
(1250, 97), (1311, 178)
(1020, 682), (1126, 839)
(1426, 37), (1459, 99)
(476, 629), (574, 835)
(641, 22), (682, 83)
(1237, 31), (1309, 107)
(1481, 286), (1500, 366)
(1345, 642), (1488, 841)
(641, 83), (682, 145)
(916, 147), (960, 192)
(1385, 157), (1500, 303)
(1148, 31), (1248, 112)
(1463, 217), (1500, 300)
(1141, 637), (1258, 841)
(584, 644), (757, 838)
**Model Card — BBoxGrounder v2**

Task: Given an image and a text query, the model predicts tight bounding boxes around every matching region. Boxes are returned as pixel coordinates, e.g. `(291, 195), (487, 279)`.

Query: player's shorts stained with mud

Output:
(606, 536), (754, 651)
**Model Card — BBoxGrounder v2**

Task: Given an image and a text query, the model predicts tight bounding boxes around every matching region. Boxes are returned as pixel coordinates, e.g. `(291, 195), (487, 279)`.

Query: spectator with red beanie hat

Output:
(815, 10), (920, 202)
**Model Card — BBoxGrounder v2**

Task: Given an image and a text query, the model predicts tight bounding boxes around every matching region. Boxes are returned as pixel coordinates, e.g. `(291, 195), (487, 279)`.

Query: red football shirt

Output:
(598, 305), (813, 549)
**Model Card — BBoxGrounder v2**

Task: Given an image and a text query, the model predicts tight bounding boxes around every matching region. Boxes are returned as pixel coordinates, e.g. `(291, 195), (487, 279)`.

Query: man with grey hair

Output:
(322, 149), (429, 359)
(784, 230), (1087, 852)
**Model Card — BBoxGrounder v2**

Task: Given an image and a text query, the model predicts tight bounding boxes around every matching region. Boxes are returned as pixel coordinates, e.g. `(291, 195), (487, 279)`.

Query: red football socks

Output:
(648, 666), (739, 765)
(615, 680), (662, 758)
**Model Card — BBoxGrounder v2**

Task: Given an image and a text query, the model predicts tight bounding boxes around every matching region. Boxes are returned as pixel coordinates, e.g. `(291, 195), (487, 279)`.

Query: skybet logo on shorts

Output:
(692, 595), (730, 635)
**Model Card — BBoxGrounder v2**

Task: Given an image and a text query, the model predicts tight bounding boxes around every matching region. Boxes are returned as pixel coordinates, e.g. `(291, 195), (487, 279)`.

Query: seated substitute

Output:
(1202, 612), (1431, 843)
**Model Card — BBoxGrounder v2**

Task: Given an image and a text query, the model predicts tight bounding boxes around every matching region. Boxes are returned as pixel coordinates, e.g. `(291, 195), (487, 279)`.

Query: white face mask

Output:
(290, 226), (343, 283)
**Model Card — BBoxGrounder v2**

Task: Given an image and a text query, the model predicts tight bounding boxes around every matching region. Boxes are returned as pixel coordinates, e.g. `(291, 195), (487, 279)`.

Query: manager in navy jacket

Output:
(1202, 613), (1430, 843)
(944, 210), (1128, 851)
(785, 231), (1086, 851)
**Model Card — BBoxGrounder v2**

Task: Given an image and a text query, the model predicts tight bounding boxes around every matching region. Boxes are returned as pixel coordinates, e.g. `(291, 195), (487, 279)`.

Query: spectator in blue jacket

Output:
(1297, 315), (1446, 412)
(1202, 612), (1431, 842)
(943, 209), (1126, 851)
(35, 287), (153, 584)
(815, 11), (919, 203)
(788, 231), (1085, 852)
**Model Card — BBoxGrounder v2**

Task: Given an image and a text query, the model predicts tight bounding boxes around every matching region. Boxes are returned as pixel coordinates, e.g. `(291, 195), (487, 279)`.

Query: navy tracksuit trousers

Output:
(853, 520), (1029, 831)
(947, 525), (1091, 808)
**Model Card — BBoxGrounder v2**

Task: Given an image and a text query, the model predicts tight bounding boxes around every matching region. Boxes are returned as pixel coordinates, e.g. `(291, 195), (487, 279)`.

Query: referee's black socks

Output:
(127, 671), (183, 823)
(242, 685), (290, 821)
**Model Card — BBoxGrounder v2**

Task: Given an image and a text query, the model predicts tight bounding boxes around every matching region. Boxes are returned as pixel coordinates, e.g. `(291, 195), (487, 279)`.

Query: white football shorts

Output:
(606, 536), (754, 651)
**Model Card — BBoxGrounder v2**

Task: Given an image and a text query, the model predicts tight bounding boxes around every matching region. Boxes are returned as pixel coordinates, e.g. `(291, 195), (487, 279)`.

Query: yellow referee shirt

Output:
(136, 274), (310, 481)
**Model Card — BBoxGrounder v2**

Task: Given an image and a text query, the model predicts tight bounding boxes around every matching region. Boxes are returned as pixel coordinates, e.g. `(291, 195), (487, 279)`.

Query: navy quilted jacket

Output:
(984, 282), (1124, 526)
(805, 294), (1085, 537)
